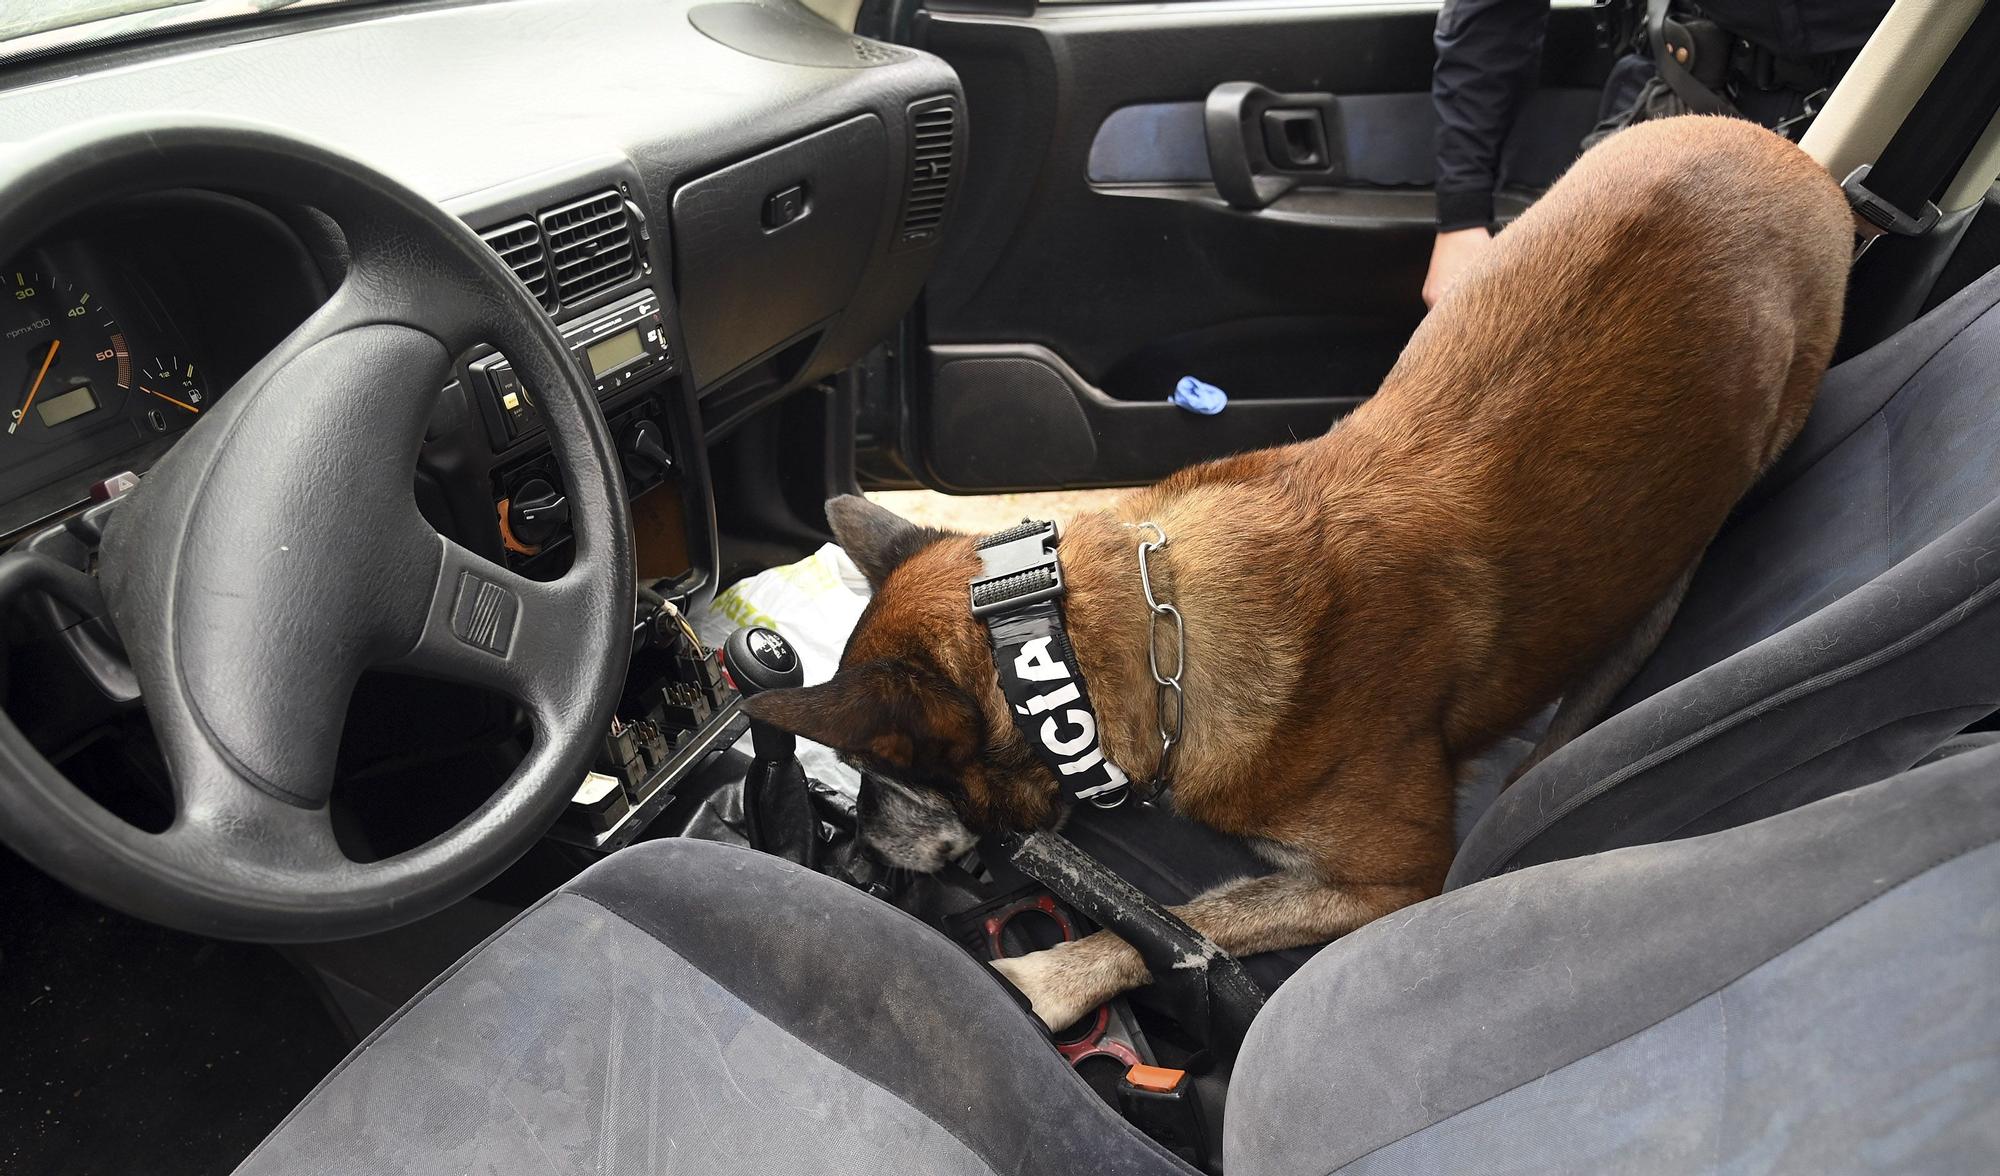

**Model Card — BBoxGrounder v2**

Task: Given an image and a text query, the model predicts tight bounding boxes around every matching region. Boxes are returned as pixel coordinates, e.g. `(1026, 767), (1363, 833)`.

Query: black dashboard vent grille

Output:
(541, 189), (637, 308)
(895, 97), (957, 252)
(478, 218), (553, 309)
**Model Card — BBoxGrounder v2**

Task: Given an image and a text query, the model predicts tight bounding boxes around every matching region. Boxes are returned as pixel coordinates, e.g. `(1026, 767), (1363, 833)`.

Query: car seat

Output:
(231, 739), (2000, 1174)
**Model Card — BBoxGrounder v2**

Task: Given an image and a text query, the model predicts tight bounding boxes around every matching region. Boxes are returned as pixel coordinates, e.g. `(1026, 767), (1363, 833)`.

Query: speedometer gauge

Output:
(5, 269), (129, 441)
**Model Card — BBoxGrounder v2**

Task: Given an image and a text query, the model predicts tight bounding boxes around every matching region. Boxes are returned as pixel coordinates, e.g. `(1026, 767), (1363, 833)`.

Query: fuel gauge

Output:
(137, 356), (207, 427)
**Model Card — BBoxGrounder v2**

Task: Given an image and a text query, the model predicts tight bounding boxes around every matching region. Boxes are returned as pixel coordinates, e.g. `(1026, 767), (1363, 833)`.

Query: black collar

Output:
(970, 520), (1131, 809)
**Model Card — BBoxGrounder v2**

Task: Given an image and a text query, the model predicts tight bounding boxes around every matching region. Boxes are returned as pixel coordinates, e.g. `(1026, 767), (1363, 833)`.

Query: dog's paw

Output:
(990, 946), (1115, 1032)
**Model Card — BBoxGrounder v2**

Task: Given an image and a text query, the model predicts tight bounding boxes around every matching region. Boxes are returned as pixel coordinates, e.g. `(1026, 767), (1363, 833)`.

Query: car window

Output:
(2, 0), (381, 63)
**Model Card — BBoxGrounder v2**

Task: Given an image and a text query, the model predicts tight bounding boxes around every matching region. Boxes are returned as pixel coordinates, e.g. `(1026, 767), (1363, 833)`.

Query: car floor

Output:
(0, 844), (350, 1176)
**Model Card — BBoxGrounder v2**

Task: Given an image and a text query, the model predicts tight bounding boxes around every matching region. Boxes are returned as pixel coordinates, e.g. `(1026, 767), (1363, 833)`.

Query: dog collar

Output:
(970, 519), (1131, 808)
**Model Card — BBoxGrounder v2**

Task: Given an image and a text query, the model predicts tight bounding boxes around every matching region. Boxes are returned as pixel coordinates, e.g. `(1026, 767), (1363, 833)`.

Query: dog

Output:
(743, 116), (1853, 1030)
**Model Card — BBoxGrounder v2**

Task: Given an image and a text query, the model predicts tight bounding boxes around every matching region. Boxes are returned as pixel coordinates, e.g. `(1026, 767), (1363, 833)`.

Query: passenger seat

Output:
(1450, 260), (2000, 887)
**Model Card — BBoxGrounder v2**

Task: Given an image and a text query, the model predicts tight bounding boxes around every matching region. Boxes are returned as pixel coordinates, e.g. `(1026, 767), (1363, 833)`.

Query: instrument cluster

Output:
(0, 194), (325, 539)
(3, 257), (208, 502)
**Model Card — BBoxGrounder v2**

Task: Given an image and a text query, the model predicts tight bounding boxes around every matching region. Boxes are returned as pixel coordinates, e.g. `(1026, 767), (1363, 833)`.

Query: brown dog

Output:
(744, 116), (1852, 1029)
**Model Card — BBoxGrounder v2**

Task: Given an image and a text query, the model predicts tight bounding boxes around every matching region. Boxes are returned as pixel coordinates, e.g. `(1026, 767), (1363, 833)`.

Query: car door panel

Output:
(900, 0), (1611, 491)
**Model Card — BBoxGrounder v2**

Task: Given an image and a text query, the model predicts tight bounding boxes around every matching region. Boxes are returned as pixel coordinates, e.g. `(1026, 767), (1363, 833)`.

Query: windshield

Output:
(2, 0), (370, 62)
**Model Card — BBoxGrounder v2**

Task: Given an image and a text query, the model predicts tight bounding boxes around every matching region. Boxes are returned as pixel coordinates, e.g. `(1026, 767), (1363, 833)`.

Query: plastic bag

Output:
(690, 542), (869, 797)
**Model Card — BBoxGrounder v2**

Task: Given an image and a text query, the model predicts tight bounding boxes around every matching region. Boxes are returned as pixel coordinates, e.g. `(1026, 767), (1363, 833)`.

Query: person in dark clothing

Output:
(1424, 0), (1893, 306)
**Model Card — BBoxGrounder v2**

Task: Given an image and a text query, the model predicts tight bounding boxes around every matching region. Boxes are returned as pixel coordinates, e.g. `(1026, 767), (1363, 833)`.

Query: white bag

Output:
(691, 543), (871, 795)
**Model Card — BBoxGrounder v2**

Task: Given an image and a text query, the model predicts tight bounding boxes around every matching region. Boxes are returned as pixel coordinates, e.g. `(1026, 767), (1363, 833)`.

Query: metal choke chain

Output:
(1133, 522), (1184, 789)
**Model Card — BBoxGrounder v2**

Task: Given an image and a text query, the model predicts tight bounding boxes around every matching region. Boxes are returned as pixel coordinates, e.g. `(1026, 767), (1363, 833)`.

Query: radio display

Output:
(586, 328), (645, 377)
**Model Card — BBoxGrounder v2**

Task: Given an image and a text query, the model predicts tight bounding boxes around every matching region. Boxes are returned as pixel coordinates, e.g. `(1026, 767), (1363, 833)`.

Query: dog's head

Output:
(740, 496), (1065, 871)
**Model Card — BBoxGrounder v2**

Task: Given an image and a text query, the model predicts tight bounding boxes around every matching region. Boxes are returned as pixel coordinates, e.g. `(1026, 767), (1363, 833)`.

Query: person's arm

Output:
(1425, 0), (1552, 306)
(1424, 227), (1496, 308)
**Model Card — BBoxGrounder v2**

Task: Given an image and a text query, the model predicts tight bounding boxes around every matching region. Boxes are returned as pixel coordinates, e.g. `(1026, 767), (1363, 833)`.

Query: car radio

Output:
(470, 287), (675, 442)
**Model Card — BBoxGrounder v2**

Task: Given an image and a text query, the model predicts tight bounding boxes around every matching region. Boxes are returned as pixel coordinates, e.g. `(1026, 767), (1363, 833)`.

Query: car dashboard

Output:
(0, 0), (961, 858)
(0, 0), (963, 598)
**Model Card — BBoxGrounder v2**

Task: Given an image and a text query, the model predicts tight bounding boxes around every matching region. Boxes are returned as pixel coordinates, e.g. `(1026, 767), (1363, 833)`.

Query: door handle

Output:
(1263, 108), (1329, 170)
(1203, 83), (1342, 210)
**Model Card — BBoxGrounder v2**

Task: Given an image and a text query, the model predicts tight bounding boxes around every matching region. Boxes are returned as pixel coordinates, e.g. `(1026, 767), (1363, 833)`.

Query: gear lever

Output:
(722, 627), (818, 866)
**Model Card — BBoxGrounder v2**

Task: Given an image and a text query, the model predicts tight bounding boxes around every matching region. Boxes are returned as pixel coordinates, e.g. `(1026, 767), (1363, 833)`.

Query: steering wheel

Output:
(0, 118), (634, 941)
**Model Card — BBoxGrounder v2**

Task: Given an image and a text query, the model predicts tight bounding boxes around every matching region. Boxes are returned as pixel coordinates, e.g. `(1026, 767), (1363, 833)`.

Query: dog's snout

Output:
(855, 770), (977, 873)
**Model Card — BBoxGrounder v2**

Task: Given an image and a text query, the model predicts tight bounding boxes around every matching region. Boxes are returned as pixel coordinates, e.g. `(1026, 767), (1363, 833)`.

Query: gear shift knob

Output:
(723, 626), (803, 696)
(725, 627), (814, 863)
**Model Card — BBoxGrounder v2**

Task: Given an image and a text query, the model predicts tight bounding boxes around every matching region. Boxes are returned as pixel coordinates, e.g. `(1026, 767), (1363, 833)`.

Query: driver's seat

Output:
(235, 743), (1999, 1175)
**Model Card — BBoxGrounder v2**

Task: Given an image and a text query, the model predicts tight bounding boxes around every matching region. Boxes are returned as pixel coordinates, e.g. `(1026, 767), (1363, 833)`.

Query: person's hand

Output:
(1422, 226), (1494, 308)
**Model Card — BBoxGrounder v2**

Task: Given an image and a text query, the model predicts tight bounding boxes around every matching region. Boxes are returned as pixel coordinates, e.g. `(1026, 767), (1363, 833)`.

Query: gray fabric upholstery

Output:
(1340, 843), (2000, 1175)
(235, 891), (993, 1175)
(234, 839), (1191, 1176)
(241, 748), (1997, 1174)
(1918, 729), (2000, 765)
(1451, 262), (2000, 887)
(1226, 742), (2000, 1176)
(566, 840), (1189, 1176)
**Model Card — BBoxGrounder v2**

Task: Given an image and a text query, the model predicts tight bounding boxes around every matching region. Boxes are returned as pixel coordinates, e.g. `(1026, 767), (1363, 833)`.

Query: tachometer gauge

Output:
(4, 268), (129, 442)
(138, 355), (207, 422)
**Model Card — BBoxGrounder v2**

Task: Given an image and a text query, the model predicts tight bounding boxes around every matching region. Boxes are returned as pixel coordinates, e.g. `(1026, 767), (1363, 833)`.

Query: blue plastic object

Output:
(1171, 376), (1228, 415)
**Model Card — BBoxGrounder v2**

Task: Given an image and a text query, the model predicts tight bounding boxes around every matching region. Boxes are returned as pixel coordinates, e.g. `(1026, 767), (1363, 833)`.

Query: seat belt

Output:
(1842, 0), (2000, 243)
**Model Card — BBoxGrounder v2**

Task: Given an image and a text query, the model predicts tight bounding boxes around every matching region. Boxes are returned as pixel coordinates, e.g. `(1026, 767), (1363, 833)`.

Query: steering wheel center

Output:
(101, 323), (452, 807)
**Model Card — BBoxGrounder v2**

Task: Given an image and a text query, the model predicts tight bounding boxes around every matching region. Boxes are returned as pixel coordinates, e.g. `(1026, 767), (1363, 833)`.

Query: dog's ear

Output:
(740, 659), (982, 774)
(826, 495), (953, 590)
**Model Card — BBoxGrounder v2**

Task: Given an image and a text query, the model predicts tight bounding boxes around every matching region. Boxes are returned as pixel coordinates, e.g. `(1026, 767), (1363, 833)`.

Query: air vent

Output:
(895, 98), (957, 252)
(540, 190), (638, 308)
(478, 218), (552, 309)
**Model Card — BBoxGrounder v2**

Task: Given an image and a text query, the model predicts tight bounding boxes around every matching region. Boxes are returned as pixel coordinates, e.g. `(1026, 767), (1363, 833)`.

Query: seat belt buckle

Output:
(1842, 164), (1941, 240)
(1118, 1064), (1211, 1168)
